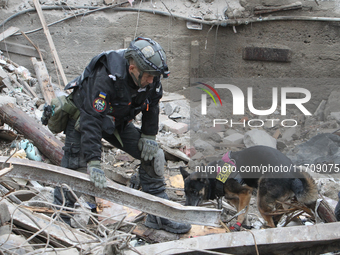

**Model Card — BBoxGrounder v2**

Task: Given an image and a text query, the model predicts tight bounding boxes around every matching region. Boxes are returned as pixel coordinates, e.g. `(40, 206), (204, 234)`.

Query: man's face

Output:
(129, 64), (155, 88)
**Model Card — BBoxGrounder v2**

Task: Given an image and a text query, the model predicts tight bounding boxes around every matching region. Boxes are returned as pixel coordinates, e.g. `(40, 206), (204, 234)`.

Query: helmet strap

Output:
(130, 71), (144, 88)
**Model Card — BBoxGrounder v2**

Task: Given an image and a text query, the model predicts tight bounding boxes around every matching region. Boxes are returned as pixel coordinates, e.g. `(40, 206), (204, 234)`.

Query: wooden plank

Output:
(17, 77), (39, 98)
(0, 66), (8, 83)
(0, 41), (47, 59)
(7, 74), (33, 98)
(0, 129), (17, 141)
(132, 224), (179, 244)
(0, 26), (19, 42)
(20, 31), (44, 60)
(0, 165), (14, 178)
(181, 224), (226, 239)
(96, 198), (141, 224)
(4, 199), (97, 250)
(1, 77), (16, 92)
(22, 205), (76, 215)
(0, 103), (64, 165)
(31, 57), (55, 104)
(254, 2), (302, 15)
(33, 0), (68, 88)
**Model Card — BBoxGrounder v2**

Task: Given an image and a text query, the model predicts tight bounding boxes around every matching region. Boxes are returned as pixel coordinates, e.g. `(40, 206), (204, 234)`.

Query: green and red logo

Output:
(196, 82), (222, 115)
(93, 98), (107, 112)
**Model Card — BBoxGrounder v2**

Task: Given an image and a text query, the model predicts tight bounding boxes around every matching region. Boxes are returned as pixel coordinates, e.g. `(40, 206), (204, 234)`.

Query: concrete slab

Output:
(125, 222), (340, 255)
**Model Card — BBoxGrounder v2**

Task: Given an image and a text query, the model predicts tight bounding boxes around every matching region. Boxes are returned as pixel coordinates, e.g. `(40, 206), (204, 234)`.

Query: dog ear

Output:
(180, 166), (190, 180)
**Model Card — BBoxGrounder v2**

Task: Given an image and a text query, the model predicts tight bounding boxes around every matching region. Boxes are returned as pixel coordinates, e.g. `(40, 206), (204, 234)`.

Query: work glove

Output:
(87, 160), (107, 189)
(41, 104), (53, 125)
(138, 134), (158, 161)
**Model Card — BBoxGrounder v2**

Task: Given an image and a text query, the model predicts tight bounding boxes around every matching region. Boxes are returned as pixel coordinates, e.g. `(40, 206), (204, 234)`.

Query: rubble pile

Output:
(1, 41), (340, 254)
(0, 184), (136, 254)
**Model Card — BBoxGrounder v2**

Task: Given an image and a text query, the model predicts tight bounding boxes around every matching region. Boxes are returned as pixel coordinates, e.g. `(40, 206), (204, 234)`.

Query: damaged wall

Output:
(1, 0), (340, 112)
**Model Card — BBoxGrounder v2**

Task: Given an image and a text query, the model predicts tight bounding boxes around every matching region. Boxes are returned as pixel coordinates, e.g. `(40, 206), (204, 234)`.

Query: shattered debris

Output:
(1, 49), (340, 252)
(1, 44), (340, 252)
(1, 0), (340, 254)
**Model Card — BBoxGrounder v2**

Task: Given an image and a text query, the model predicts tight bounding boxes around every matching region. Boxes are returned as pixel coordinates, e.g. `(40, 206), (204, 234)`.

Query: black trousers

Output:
(55, 119), (167, 207)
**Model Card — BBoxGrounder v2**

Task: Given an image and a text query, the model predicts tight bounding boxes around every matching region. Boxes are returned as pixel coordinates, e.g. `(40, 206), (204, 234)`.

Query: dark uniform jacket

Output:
(66, 49), (163, 162)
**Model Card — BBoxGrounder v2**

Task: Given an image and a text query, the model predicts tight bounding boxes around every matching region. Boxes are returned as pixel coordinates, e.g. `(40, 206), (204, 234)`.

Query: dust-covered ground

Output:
(1, 0), (340, 251)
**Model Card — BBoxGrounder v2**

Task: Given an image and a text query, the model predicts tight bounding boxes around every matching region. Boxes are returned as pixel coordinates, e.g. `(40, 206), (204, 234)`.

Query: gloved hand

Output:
(138, 134), (158, 161)
(41, 104), (53, 126)
(87, 160), (107, 188)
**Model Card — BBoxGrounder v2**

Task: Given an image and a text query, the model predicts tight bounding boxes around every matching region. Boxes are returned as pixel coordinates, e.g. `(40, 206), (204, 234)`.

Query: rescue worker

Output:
(54, 37), (191, 234)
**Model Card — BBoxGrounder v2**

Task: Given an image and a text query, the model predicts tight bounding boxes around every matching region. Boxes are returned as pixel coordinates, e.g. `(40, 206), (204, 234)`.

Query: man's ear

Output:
(180, 166), (190, 180)
(128, 64), (135, 73)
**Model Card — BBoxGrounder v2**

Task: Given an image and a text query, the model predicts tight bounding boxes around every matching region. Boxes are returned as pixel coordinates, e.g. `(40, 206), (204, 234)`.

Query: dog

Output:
(335, 191), (340, 221)
(181, 145), (336, 229)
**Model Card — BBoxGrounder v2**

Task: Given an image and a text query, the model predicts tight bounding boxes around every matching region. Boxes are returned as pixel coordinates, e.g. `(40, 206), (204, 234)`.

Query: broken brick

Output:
(162, 119), (188, 134)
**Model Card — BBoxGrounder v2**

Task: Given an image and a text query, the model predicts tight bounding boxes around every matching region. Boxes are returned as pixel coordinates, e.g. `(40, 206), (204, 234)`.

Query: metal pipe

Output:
(0, 156), (221, 227)
(3, 4), (340, 33)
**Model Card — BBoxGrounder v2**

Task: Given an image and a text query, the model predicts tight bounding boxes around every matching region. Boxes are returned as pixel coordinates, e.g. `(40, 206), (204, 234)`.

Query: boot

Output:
(144, 214), (192, 234)
(129, 172), (141, 190)
(138, 165), (192, 234)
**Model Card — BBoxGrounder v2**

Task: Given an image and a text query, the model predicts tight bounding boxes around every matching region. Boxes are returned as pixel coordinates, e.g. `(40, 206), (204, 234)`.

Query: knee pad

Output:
(61, 144), (87, 170)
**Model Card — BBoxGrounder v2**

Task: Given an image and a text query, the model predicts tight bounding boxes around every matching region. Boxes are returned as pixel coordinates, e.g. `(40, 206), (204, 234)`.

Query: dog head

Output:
(180, 166), (210, 206)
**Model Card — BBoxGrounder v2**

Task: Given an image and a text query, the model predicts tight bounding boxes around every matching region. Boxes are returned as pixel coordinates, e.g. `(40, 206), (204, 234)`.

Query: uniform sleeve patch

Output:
(93, 98), (107, 112)
(99, 92), (107, 99)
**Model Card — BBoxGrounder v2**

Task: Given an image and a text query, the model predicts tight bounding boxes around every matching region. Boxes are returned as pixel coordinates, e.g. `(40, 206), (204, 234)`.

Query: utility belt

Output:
(41, 93), (80, 134)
